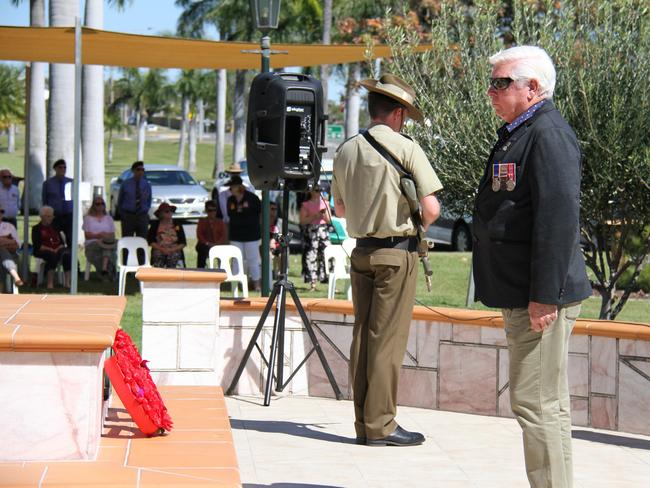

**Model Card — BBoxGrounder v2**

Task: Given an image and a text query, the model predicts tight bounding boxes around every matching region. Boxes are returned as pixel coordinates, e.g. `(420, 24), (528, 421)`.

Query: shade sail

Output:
(0, 26), (429, 70)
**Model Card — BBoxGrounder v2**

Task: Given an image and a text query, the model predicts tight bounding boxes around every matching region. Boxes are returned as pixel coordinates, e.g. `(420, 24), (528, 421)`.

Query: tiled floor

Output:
(3, 391), (649, 487)
(0, 386), (241, 488)
(227, 395), (650, 488)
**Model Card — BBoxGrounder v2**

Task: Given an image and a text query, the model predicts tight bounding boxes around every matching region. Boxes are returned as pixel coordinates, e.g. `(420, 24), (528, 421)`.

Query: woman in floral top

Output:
(147, 202), (186, 268)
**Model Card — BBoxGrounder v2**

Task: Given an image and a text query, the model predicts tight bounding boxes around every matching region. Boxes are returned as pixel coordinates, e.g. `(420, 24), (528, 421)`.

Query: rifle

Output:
(401, 178), (434, 291)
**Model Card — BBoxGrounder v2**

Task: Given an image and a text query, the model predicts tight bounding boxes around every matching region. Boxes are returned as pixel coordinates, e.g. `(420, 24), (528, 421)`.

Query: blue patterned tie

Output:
(135, 181), (142, 213)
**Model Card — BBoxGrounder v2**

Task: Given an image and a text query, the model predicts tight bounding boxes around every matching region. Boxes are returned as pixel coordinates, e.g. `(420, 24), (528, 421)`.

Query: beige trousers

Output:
(349, 247), (418, 439)
(502, 302), (582, 488)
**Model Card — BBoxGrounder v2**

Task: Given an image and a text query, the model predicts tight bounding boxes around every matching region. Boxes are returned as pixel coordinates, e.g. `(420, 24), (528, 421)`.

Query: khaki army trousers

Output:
(502, 302), (582, 488)
(349, 247), (418, 440)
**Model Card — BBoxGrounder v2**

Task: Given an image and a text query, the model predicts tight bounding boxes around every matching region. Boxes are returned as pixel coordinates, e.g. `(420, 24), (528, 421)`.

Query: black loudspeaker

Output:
(247, 72), (327, 191)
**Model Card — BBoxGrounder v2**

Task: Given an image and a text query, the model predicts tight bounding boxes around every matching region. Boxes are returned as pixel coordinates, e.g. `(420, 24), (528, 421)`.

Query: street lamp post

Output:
(250, 0), (281, 296)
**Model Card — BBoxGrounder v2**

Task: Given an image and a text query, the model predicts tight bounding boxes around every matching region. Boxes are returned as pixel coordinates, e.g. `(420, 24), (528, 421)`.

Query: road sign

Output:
(327, 124), (344, 141)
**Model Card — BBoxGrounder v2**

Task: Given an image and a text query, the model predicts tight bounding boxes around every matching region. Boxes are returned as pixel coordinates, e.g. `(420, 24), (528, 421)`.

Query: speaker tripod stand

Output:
(226, 189), (343, 405)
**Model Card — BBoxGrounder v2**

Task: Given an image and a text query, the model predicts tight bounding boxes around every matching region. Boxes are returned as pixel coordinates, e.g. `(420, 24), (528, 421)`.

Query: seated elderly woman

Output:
(147, 202), (186, 268)
(32, 205), (72, 289)
(0, 206), (23, 290)
(82, 196), (117, 280)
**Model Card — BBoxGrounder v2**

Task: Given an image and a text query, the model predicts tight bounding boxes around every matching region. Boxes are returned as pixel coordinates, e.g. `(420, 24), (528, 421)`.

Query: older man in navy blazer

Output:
(473, 46), (592, 488)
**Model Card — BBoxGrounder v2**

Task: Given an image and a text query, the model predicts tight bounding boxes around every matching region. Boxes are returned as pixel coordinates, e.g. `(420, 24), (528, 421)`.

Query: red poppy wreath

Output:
(104, 329), (173, 435)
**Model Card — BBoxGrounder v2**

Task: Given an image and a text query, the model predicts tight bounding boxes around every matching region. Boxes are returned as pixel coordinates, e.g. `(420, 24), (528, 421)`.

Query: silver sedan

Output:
(109, 164), (210, 220)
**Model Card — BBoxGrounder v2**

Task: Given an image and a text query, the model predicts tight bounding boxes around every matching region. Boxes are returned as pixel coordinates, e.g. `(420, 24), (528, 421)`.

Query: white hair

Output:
(489, 45), (556, 98)
(39, 205), (54, 217)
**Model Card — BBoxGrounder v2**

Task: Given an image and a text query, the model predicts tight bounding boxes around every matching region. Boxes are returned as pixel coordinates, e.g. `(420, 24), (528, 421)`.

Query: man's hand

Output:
(528, 301), (558, 332)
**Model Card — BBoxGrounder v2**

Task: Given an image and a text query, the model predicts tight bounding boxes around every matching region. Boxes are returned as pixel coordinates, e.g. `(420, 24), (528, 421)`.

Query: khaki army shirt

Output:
(332, 124), (442, 239)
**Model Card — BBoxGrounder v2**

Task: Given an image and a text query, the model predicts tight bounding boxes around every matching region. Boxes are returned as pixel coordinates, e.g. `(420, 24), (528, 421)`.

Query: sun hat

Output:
(226, 162), (244, 174)
(154, 202), (177, 218)
(359, 73), (423, 122)
(98, 236), (117, 250)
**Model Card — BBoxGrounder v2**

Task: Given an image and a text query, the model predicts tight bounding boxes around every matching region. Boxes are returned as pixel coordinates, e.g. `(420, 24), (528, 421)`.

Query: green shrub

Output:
(617, 265), (650, 293)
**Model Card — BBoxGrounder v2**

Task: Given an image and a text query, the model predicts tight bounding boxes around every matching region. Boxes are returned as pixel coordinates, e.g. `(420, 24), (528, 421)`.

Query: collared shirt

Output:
(332, 124), (443, 239)
(506, 100), (546, 133)
(118, 177), (152, 215)
(0, 184), (21, 219)
(42, 176), (73, 215)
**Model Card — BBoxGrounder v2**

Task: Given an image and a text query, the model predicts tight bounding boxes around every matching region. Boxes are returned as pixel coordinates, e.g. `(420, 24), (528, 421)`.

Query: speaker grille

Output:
(286, 88), (315, 104)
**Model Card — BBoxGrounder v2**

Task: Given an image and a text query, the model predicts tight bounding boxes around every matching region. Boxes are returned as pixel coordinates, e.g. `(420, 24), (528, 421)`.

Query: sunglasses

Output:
(1, 175), (11, 179)
(489, 77), (516, 90)
(206, 208), (218, 212)
(94, 202), (105, 206)
(134, 167), (145, 172)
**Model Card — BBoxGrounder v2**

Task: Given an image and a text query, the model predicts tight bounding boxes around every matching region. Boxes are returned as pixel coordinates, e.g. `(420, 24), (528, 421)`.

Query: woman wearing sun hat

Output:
(147, 202), (187, 268)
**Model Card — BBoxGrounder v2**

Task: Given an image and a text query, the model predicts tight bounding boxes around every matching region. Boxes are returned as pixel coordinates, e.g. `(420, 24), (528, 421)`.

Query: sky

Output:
(1, 0), (344, 100)
(2, 0), (196, 37)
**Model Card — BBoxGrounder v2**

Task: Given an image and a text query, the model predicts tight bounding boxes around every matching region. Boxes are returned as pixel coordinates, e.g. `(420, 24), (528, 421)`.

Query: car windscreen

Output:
(145, 170), (198, 186)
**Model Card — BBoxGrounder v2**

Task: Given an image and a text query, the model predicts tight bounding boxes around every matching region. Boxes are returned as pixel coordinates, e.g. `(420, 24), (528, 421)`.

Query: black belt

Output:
(357, 236), (418, 251)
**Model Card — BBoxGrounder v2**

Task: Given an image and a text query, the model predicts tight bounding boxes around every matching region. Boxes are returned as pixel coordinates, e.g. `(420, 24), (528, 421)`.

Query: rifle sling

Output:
(361, 130), (423, 230)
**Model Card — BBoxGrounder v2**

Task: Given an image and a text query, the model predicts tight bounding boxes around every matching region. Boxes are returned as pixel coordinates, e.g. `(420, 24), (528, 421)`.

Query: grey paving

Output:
(226, 395), (650, 488)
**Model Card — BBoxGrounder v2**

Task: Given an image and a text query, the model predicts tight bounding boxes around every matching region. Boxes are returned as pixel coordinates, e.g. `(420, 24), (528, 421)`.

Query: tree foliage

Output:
(386, 0), (650, 319)
(0, 65), (24, 131)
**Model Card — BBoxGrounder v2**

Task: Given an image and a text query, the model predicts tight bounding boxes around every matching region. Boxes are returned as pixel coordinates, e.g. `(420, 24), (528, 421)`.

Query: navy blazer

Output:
(472, 101), (592, 309)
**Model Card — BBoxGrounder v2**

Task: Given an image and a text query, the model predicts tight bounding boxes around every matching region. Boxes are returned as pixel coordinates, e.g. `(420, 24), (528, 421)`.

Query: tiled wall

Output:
(218, 309), (650, 437)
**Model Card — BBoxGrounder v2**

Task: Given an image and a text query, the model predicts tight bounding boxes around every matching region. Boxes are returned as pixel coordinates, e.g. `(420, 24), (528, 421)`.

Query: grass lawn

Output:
(1, 130), (648, 351)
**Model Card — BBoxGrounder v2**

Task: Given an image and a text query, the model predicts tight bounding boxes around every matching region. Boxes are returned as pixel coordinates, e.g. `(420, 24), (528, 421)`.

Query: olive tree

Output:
(386, 0), (650, 319)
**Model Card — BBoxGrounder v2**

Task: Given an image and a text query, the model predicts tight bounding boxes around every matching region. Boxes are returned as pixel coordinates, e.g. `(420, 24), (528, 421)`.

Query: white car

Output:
(109, 164), (210, 220)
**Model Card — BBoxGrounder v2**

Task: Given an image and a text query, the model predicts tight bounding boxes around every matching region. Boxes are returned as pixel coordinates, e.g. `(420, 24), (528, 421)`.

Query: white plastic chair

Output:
(3, 273), (18, 294)
(117, 237), (150, 296)
(208, 244), (249, 298)
(324, 244), (351, 300)
(35, 257), (64, 287)
(341, 237), (356, 257)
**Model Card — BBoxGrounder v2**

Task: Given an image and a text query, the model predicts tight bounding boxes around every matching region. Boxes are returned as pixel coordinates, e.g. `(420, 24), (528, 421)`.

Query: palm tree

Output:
(48, 0), (79, 176)
(0, 66), (25, 153)
(175, 70), (196, 168)
(105, 77), (126, 164)
(189, 71), (213, 171)
(175, 0), (240, 175)
(175, 69), (210, 171)
(82, 0), (105, 190)
(195, 71), (213, 143)
(321, 0), (333, 103)
(82, 0), (132, 191)
(344, 63), (361, 138)
(232, 70), (246, 164)
(113, 68), (169, 161)
(214, 66), (227, 177)
(11, 0), (47, 209)
(334, 0), (410, 137)
(176, 0), (325, 172)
